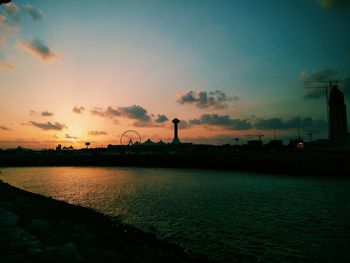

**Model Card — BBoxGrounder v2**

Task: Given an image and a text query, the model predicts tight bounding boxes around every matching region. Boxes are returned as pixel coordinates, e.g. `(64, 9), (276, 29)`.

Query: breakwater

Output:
(0, 180), (207, 262)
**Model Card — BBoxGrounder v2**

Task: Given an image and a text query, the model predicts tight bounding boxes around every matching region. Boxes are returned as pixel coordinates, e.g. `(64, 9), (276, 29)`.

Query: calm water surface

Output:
(1, 167), (349, 262)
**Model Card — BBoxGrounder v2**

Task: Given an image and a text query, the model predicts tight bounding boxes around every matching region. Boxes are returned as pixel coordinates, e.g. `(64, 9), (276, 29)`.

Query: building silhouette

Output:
(172, 118), (181, 144)
(143, 138), (155, 145)
(328, 85), (348, 143)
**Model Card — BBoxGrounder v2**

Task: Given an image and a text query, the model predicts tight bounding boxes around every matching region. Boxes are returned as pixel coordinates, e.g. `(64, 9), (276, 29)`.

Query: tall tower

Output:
(172, 118), (181, 144)
(328, 85), (348, 143)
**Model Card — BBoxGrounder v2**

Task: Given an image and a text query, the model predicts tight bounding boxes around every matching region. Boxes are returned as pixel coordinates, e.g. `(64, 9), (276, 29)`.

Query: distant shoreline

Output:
(1, 148), (350, 177)
(0, 180), (208, 262)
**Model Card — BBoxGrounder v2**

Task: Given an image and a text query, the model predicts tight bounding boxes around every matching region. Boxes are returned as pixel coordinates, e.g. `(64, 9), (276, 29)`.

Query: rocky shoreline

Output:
(0, 180), (209, 262)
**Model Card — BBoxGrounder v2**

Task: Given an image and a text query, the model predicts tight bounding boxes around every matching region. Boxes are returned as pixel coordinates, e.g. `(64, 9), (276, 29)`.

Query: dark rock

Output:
(0, 181), (209, 262)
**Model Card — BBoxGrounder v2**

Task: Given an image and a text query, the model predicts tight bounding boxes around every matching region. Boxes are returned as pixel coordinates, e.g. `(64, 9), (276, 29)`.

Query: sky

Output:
(1, 0), (350, 149)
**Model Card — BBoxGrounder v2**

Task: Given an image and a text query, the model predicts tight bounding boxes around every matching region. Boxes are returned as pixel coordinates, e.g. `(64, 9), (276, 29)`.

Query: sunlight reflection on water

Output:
(1, 167), (349, 262)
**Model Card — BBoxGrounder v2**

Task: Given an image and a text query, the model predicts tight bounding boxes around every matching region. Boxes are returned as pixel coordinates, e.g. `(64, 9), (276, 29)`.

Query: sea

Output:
(1, 167), (349, 262)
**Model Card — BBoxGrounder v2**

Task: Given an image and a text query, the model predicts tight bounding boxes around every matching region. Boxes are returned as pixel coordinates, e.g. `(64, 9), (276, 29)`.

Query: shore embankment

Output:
(0, 180), (208, 262)
(1, 148), (350, 177)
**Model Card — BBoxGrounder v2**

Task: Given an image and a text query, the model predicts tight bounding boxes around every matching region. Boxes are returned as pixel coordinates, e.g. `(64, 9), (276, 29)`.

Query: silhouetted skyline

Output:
(1, 0), (350, 149)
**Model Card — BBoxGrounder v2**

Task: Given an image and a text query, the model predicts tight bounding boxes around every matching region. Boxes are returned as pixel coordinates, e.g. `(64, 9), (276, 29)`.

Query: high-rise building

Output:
(328, 86), (348, 143)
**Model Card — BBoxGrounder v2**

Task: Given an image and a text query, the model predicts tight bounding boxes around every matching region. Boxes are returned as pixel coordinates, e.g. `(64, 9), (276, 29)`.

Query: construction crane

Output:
(247, 133), (264, 141)
(306, 130), (319, 143)
(301, 80), (341, 139)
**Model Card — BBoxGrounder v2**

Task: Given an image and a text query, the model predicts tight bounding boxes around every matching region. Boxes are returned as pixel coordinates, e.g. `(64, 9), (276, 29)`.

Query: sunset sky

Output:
(1, 0), (350, 149)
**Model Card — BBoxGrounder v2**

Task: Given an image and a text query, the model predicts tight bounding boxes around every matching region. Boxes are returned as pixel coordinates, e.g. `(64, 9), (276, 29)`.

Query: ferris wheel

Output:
(120, 130), (142, 146)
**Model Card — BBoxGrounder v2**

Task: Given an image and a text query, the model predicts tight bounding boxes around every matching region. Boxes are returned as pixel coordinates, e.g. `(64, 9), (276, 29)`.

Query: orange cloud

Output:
(18, 38), (58, 61)
(29, 121), (67, 131)
(0, 125), (11, 131)
(88, 130), (108, 136)
(176, 89), (238, 109)
(0, 14), (20, 45)
(0, 61), (15, 70)
(72, 106), (85, 114)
